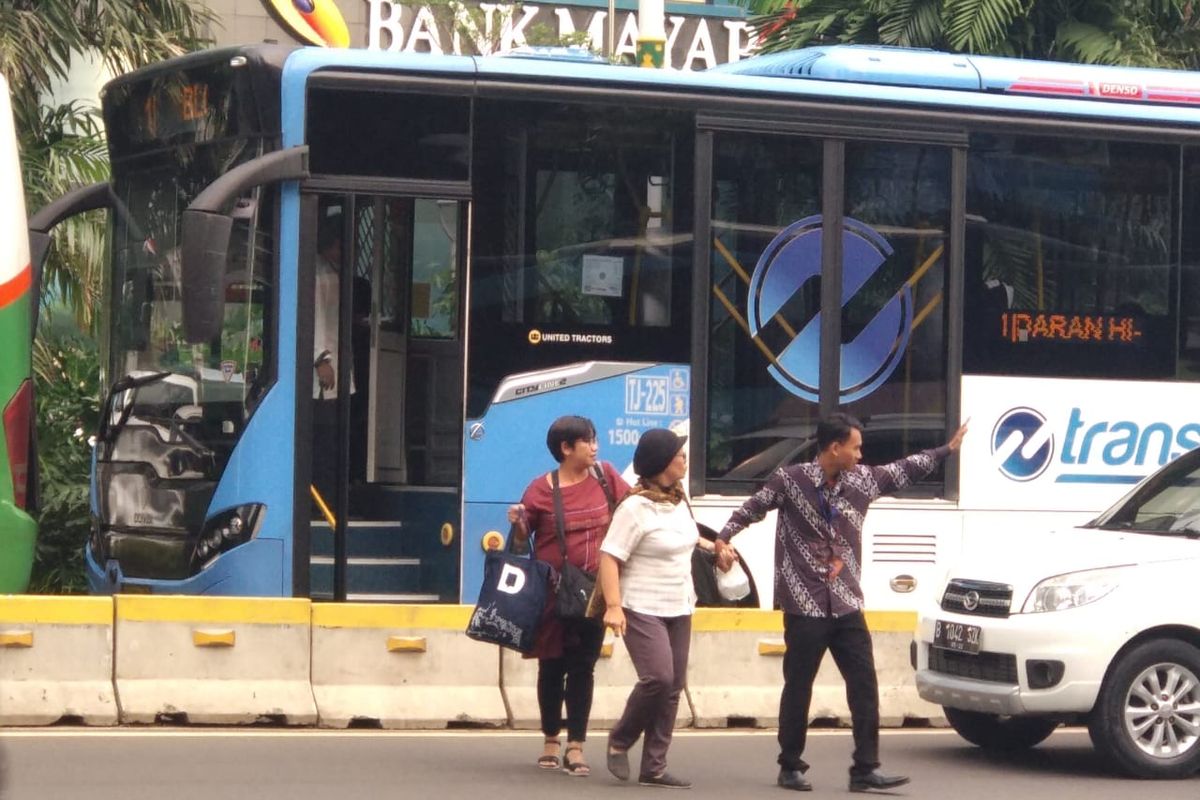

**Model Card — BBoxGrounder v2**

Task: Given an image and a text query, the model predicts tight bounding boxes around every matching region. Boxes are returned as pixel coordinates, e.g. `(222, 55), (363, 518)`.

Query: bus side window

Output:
(1179, 146), (1200, 381)
(964, 133), (1176, 380)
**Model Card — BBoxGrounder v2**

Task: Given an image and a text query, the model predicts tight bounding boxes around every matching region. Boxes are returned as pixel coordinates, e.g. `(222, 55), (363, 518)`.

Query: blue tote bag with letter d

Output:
(466, 528), (551, 654)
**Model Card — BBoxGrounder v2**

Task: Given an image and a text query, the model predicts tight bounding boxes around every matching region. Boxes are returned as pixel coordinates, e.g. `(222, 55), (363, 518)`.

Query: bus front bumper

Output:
(85, 537), (285, 596)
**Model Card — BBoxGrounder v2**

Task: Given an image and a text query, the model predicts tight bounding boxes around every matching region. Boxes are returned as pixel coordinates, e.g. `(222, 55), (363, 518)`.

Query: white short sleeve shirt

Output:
(601, 495), (698, 617)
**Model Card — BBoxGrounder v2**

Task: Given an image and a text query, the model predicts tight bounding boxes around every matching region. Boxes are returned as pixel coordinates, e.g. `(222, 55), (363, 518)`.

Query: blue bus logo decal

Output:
(747, 215), (910, 403)
(992, 407), (1055, 482)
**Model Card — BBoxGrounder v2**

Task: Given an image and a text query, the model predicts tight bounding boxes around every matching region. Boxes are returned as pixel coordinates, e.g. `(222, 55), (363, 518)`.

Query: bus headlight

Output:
(191, 505), (265, 570)
(1021, 566), (1127, 613)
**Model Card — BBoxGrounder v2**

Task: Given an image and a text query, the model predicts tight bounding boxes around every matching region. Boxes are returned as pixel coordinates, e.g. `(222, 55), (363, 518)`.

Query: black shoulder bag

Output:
(550, 465), (615, 620)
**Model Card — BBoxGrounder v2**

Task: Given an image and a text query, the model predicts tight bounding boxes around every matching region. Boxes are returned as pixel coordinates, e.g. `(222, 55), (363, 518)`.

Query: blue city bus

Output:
(32, 44), (1200, 605)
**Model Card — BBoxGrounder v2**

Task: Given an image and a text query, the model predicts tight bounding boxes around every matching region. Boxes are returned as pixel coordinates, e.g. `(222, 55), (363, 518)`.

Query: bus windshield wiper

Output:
(96, 371), (174, 448)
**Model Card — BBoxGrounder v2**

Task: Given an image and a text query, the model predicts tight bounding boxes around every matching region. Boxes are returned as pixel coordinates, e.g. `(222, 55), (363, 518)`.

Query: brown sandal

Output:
(563, 745), (590, 777)
(537, 738), (561, 770)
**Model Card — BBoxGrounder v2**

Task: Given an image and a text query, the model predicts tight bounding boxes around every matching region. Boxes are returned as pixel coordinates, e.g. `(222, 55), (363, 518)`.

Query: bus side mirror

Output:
(28, 181), (116, 337)
(180, 146), (309, 343)
(180, 209), (234, 344)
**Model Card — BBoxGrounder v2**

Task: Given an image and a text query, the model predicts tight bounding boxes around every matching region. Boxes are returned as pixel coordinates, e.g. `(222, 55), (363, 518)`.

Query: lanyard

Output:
(816, 485), (838, 529)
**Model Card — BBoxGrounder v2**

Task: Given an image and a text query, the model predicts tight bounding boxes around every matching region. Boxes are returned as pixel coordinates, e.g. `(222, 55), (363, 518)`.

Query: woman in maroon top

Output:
(508, 416), (629, 777)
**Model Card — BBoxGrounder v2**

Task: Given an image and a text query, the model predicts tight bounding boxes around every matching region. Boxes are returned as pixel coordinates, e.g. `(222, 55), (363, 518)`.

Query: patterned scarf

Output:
(628, 478), (687, 506)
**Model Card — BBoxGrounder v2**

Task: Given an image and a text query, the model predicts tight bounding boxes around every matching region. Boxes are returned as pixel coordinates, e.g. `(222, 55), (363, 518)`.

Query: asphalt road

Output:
(1, 726), (1196, 800)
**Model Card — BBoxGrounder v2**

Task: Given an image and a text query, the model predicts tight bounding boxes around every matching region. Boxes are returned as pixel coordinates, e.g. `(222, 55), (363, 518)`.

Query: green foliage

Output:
(523, 22), (596, 49)
(557, 29), (594, 48)
(28, 315), (101, 593)
(1, 0), (216, 332)
(19, 102), (109, 329)
(942, 0), (1025, 52)
(747, 0), (1200, 69)
(878, 0), (943, 47)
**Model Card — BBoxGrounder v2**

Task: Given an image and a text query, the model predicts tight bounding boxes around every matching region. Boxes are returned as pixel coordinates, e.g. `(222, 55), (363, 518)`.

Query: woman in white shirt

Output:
(597, 428), (702, 789)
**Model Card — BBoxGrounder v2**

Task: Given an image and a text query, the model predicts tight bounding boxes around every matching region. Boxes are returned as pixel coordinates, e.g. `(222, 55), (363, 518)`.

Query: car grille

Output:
(928, 646), (1018, 684)
(940, 579), (1013, 617)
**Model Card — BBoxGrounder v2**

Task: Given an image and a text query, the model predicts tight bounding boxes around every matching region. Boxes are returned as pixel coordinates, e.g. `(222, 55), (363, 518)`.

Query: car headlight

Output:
(1021, 566), (1128, 613)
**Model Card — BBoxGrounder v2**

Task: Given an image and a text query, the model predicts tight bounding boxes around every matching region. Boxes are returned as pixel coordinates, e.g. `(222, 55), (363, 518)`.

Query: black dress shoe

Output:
(849, 770), (910, 792)
(638, 772), (692, 789)
(777, 769), (812, 791)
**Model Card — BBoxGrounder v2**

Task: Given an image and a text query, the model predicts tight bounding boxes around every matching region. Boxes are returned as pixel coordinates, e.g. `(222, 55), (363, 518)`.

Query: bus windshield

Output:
(108, 148), (271, 411)
(93, 56), (278, 582)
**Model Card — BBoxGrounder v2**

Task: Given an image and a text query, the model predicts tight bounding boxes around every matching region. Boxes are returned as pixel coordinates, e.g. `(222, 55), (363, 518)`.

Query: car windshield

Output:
(1090, 450), (1200, 536)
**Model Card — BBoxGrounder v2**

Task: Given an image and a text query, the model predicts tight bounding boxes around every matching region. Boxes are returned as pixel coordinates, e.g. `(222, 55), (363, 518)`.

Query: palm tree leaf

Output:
(943, 0), (1025, 53)
(750, 0), (878, 51)
(878, 0), (944, 47)
(1055, 21), (1122, 65)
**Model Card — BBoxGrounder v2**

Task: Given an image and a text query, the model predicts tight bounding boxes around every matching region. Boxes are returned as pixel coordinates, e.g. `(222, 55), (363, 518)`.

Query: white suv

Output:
(915, 446), (1200, 779)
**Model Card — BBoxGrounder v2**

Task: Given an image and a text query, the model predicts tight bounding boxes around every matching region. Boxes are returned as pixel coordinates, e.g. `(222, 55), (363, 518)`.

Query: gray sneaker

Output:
(606, 748), (630, 781)
(638, 772), (692, 789)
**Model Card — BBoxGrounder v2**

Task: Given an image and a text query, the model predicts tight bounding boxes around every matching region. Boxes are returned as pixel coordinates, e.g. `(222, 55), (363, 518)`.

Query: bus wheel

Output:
(1088, 640), (1200, 779)
(944, 707), (1058, 750)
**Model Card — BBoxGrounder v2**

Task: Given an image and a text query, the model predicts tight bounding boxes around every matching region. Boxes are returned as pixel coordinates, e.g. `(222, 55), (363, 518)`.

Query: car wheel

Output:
(1088, 639), (1200, 778)
(944, 706), (1058, 750)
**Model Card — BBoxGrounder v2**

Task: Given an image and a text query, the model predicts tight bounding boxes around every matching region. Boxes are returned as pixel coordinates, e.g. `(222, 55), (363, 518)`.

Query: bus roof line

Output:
(276, 46), (1200, 140)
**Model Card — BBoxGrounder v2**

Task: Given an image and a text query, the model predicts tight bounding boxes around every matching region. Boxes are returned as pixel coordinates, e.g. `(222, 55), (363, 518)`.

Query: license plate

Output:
(933, 619), (981, 655)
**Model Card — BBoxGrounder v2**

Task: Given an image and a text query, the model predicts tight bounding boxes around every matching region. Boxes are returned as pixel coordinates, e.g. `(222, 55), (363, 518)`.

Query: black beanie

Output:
(633, 428), (688, 480)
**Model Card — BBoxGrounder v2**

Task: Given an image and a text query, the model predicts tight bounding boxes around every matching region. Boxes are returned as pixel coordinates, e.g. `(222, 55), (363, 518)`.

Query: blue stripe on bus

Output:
(1054, 474), (1144, 484)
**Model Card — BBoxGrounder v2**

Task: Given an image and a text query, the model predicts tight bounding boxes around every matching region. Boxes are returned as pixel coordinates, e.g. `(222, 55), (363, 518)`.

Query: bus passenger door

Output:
(307, 193), (464, 602)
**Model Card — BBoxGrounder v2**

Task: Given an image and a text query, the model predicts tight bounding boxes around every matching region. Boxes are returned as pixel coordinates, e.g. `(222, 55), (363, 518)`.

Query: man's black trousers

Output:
(777, 610), (881, 776)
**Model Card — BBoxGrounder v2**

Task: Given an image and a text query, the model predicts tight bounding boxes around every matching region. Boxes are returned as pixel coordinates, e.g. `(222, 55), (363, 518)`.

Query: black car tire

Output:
(1088, 639), (1200, 779)
(944, 706), (1058, 750)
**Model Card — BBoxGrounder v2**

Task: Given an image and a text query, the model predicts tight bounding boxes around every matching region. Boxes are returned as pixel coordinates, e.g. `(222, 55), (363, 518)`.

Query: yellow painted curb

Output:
(116, 596), (311, 625)
(313, 603), (472, 630)
(691, 609), (783, 632)
(312, 605), (915, 633)
(863, 610), (919, 633)
(0, 596), (112, 625)
(690, 608), (915, 633)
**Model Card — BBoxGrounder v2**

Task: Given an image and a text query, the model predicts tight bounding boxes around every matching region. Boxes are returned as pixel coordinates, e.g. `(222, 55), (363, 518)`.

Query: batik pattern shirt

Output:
(718, 447), (950, 618)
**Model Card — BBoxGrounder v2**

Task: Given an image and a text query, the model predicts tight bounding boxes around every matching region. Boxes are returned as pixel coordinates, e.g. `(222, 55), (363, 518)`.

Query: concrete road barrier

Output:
(0, 598), (939, 729)
(311, 603), (507, 729)
(687, 609), (785, 728)
(114, 595), (316, 725)
(868, 614), (944, 727)
(0, 596), (117, 725)
(688, 610), (940, 728)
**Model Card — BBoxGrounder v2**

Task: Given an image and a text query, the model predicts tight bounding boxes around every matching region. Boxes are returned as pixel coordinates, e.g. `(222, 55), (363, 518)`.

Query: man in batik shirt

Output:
(716, 412), (967, 793)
